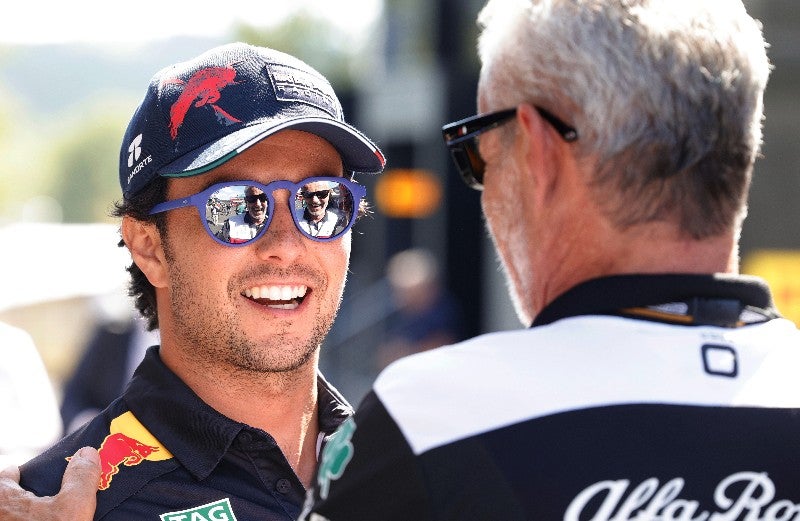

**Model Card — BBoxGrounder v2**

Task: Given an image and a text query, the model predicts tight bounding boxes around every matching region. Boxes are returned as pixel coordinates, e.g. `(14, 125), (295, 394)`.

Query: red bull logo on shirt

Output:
(75, 411), (173, 490)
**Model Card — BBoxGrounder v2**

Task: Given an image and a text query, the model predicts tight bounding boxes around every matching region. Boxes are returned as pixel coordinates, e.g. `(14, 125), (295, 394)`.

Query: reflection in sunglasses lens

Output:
(207, 185), (271, 245)
(295, 183), (355, 240)
(203, 181), (358, 244)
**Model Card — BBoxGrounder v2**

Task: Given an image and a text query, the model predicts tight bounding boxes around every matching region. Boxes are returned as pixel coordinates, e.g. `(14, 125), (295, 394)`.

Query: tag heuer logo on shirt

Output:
(317, 417), (356, 500)
(160, 498), (238, 521)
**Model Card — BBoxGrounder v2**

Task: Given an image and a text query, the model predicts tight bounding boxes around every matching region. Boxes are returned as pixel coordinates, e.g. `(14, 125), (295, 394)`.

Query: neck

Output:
(159, 343), (321, 487)
(529, 218), (738, 320)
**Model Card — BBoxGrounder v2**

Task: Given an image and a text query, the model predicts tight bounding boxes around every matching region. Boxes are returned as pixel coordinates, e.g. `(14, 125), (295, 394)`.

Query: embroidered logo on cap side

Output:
(268, 63), (340, 119)
(160, 498), (238, 521)
(127, 133), (143, 167)
(126, 133), (152, 187)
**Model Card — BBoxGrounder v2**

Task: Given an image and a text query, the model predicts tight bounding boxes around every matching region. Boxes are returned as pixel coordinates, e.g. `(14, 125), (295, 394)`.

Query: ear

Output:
(515, 103), (559, 205)
(121, 215), (169, 288)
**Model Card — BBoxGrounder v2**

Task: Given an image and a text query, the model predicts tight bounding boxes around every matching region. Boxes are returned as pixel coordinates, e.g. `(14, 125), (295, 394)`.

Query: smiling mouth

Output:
(242, 285), (308, 309)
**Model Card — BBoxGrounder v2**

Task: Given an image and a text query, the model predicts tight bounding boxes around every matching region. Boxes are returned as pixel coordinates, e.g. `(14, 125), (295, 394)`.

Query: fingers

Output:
(0, 447), (100, 521)
(0, 463), (21, 483)
(0, 463), (39, 519)
(55, 447), (101, 519)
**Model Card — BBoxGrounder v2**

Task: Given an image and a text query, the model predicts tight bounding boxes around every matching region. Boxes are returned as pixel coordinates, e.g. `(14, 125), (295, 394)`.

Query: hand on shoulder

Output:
(0, 447), (100, 521)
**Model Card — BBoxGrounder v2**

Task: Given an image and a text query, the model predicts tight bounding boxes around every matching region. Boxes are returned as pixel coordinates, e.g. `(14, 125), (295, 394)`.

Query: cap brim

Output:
(159, 117), (385, 178)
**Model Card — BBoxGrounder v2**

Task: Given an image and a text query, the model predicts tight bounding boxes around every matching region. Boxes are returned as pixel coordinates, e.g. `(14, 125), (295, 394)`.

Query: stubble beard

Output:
(168, 261), (339, 377)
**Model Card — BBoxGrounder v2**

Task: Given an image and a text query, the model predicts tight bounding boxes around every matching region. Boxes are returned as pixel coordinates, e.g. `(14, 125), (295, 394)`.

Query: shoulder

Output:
(20, 402), (122, 496)
(371, 316), (800, 455)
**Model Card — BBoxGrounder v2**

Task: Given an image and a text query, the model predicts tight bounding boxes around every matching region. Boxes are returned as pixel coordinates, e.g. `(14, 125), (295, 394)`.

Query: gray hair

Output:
(477, 0), (771, 238)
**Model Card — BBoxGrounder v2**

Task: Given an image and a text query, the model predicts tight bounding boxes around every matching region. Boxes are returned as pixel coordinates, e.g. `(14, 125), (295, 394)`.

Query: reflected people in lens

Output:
(298, 180), (348, 238)
(216, 186), (268, 244)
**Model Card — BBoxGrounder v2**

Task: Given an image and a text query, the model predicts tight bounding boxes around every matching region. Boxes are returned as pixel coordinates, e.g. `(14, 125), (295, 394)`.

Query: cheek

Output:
(164, 212), (223, 279)
(334, 233), (352, 275)
(322, 233), (351, 296)
(481, 158), (514, 239)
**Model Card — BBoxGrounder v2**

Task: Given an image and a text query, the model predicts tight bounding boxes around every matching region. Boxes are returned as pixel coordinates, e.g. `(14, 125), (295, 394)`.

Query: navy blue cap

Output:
(120, 42), (385, 198)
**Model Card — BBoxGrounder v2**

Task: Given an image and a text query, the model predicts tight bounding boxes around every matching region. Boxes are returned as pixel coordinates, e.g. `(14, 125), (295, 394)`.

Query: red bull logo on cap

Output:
(165, 65), (242, 140)
(79, 411), (173, 490)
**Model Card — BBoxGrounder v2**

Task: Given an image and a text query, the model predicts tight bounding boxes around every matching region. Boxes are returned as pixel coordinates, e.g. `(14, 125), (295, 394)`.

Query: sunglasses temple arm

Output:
(149, 196), (199, 216)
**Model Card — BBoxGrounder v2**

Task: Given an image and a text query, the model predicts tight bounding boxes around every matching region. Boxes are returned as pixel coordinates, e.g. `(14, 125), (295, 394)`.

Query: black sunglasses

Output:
(244, 193), (267, 204)
(149, 177), (365, 245)
(441, 106), (578, 190)
(302, 189), (331, 200)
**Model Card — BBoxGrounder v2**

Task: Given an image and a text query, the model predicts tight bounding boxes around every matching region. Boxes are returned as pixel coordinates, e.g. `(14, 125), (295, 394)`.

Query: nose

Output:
(253, 190), (306, 263)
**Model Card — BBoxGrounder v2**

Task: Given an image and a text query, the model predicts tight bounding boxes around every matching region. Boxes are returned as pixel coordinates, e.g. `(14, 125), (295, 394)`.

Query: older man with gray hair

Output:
(302, 1), (800, 519)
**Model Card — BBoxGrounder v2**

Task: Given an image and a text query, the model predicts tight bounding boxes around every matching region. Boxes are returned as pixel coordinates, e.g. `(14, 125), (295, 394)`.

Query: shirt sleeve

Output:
(301, 391), (435, 521)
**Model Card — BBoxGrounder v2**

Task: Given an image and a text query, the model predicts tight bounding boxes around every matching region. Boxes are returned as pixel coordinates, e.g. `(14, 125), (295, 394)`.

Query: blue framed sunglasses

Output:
(149, 176), (367, 246)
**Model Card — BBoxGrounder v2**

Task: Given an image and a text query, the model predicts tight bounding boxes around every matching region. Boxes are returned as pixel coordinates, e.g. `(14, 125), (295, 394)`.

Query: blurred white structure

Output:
(0, 222), (130, 312)
(0, 321), (61, 466)
(0, 222), (137, 436)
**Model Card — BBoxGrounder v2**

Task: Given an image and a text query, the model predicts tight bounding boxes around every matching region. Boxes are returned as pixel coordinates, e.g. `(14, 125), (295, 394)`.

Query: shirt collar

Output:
(531, 273), (779, 328)
(125, 347), (352, 481)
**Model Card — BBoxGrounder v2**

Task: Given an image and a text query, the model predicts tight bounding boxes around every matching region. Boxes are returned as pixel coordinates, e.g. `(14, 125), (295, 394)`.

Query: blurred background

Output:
(0, 0), (798, 461)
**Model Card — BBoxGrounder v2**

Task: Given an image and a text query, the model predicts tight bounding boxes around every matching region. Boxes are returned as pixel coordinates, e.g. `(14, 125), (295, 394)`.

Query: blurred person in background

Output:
(60, 315), (160, 435)
(375, 248), (464, 370)
(0, 321), (61, 468)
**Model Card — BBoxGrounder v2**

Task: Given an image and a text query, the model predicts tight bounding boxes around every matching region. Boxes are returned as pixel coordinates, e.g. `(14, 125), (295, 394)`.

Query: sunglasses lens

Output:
(293, 181), (357, 240)
(207, 185), (270, 245)
(449, 139), (485, 189)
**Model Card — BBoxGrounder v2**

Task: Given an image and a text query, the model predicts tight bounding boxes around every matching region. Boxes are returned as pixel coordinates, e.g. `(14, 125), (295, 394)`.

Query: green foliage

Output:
(233, 11), (357, 88)
(50, 103), (130, 223)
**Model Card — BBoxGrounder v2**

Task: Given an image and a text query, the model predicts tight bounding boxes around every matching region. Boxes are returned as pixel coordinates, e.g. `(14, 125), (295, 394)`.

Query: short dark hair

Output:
(111, 177), (168, 331)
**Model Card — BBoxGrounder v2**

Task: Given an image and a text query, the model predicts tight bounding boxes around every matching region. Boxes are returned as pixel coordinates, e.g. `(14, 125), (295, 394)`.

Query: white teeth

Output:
(243, 285), (308, 302)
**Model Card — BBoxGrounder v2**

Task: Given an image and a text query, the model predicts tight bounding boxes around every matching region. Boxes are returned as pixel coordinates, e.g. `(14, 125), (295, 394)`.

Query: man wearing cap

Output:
(10, 41), (384, 521)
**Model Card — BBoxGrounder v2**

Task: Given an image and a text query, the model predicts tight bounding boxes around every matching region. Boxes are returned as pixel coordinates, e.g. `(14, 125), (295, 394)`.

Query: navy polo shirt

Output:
(21, 346), (353, 521)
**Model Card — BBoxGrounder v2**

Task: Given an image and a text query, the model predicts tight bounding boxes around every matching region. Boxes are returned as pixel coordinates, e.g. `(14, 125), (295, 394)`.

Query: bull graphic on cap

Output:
(165, 65), (242, 140)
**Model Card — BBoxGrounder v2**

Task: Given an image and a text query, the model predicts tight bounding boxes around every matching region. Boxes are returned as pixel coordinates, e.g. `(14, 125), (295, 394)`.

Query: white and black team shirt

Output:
(303, 274), (800, 521)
